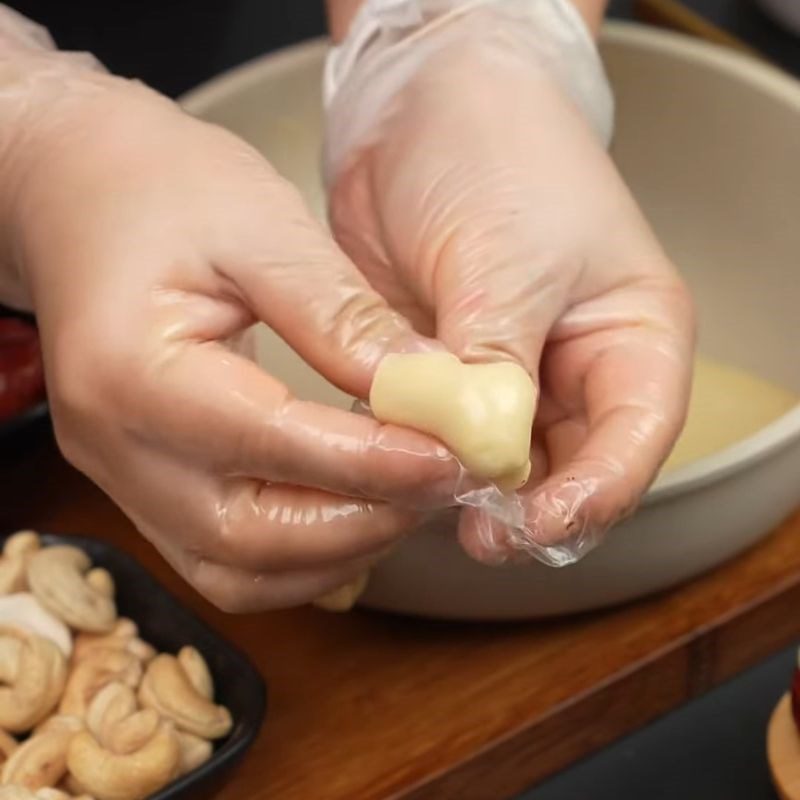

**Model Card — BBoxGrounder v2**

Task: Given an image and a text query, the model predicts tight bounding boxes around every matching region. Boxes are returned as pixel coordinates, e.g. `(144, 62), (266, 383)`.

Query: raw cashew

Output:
(35, 790), (94, 800)
(0, 788), (93, 800)
(176, 647), (213, 700)
(0, 731), (17, 767)
(0, 636), (21, 682)
(73, 621), (154, 665)
(370, 353), (535, 490)
(0, 532), (40, 596)
(0, 789), (34, 800)
(314, 571), (370, 613)
(0, 724), (76, 790)
(59, 650), (142, 718)
(176, 733), (212, 776)
(26, 548), (116, 634)
(0, 629), (67, 733)
(55, 776), (91, 798)
(67, 722), (180, 800)
(85, 570), (114, 601)
(138, 654), (231, 740)
(0, 594), (72, 657)
(86, 683), (159, 756)
(32, 716), (84, 739)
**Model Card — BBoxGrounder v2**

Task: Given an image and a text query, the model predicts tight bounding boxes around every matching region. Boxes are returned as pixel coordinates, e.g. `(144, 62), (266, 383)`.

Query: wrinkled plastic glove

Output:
(324, 0), (696, 565)
(0, 6), (465, 610)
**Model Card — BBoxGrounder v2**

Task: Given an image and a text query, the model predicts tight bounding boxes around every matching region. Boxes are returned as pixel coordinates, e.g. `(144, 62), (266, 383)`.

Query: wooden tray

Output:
(3, 9), (797, 800)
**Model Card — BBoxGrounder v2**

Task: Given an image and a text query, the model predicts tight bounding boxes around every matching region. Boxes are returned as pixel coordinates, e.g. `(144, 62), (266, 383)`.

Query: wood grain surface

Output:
(3, 426), (800, 799)
(634, 0), (760, 55)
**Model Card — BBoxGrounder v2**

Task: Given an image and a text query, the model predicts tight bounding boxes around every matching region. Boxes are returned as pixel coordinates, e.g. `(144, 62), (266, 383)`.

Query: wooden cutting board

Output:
(4, 437), (800, 800)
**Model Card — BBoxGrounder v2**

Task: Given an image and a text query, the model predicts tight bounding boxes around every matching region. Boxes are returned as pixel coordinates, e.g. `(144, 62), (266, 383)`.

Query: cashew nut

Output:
(0, 635), (21, 682)
(0, 730), (17, 768)
(59, 650), (142, 718)
(84, 570), (114, 601)
(32, 715), (84, 738)
(86, 683), (159, 757)
(138, 654), (231, 740)
(370, 353), (535, 490)
(73, 621), (154, 666)
(0, 787), (93, 800)
(0, 532), (40, 596)
(35, 790), (94, 800)
(26, 548), (116, 634)
(176, 733), (212, 776)
(314, 571), (370, 613)
(0, 724), (76, 790)
(0, 789), (34, 800)
(0, 629), (67, 733)
(176, 647), (213, 700)
(67, 722), (180, 800)
(55, 775), (92, 799)
(0, 594), (72, 657)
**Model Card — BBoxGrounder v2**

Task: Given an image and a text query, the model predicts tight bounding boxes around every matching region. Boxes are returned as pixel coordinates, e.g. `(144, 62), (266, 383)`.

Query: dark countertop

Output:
(518, 646), (794, 799)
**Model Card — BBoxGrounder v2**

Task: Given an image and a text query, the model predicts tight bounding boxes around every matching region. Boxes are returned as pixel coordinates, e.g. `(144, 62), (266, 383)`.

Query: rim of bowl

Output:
(179, 21), (800, 506)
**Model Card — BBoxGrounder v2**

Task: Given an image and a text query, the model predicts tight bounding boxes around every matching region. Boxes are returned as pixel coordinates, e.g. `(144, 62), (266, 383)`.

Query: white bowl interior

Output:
(603, 29), (800, 394)
(183, 25), (800, 413)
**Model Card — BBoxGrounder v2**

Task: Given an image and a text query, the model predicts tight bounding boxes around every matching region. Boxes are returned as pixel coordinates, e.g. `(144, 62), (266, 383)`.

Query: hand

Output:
(325, 0), (695, 563)
(2, 74), (463, 610)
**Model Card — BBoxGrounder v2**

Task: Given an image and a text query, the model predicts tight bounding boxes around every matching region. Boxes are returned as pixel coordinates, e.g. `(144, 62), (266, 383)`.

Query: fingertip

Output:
(457, 470), (612, 566)
(457, 508), (513, 566)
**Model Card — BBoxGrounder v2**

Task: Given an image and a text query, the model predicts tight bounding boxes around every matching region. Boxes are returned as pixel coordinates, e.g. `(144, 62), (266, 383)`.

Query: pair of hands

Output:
(0, 1), (693, 610)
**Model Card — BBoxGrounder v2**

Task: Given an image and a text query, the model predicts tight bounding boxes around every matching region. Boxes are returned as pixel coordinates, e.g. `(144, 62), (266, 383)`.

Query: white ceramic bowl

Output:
(181, 23), (800, 619)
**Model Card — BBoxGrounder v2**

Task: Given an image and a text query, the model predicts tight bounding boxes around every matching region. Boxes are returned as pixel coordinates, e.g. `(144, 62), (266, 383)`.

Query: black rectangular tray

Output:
(8, 532), (267, 800)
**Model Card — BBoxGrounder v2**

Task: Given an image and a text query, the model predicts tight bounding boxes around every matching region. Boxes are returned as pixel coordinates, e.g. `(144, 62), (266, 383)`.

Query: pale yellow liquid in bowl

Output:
(662, 356), (798, 473)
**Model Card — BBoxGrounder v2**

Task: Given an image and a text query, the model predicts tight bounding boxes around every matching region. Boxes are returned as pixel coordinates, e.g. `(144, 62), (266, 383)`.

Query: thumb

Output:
(220, 176), (439, 399)
(433, 239), (570, 381)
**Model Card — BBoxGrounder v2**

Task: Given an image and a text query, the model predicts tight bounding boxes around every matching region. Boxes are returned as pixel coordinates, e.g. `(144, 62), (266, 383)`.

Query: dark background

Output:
(9, 0), (329, 97)
(8, 0), (799, 98)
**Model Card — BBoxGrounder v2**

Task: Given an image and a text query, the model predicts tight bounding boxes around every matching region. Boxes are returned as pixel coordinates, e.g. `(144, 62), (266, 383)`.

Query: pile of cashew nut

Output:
(0, 531), (233, 800)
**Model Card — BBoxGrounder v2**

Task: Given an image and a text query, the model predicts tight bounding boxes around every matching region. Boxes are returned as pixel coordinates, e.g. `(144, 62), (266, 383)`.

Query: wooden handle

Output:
(633, 0), (761, 58)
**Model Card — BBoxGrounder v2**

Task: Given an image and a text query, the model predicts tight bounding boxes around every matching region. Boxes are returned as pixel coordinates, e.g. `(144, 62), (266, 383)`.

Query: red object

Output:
(0, 317), (45, 421)
(792, 653), (800, 732)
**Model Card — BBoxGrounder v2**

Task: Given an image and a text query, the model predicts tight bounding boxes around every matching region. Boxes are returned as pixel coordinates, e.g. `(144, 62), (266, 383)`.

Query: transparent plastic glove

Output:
(324, 0), (696, 565)
(0, 7), (464, 610)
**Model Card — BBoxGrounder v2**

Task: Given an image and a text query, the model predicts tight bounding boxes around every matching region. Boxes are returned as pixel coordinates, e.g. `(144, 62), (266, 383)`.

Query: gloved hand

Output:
(324, 0), (696, 564)
(0, 6), (464, 610)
